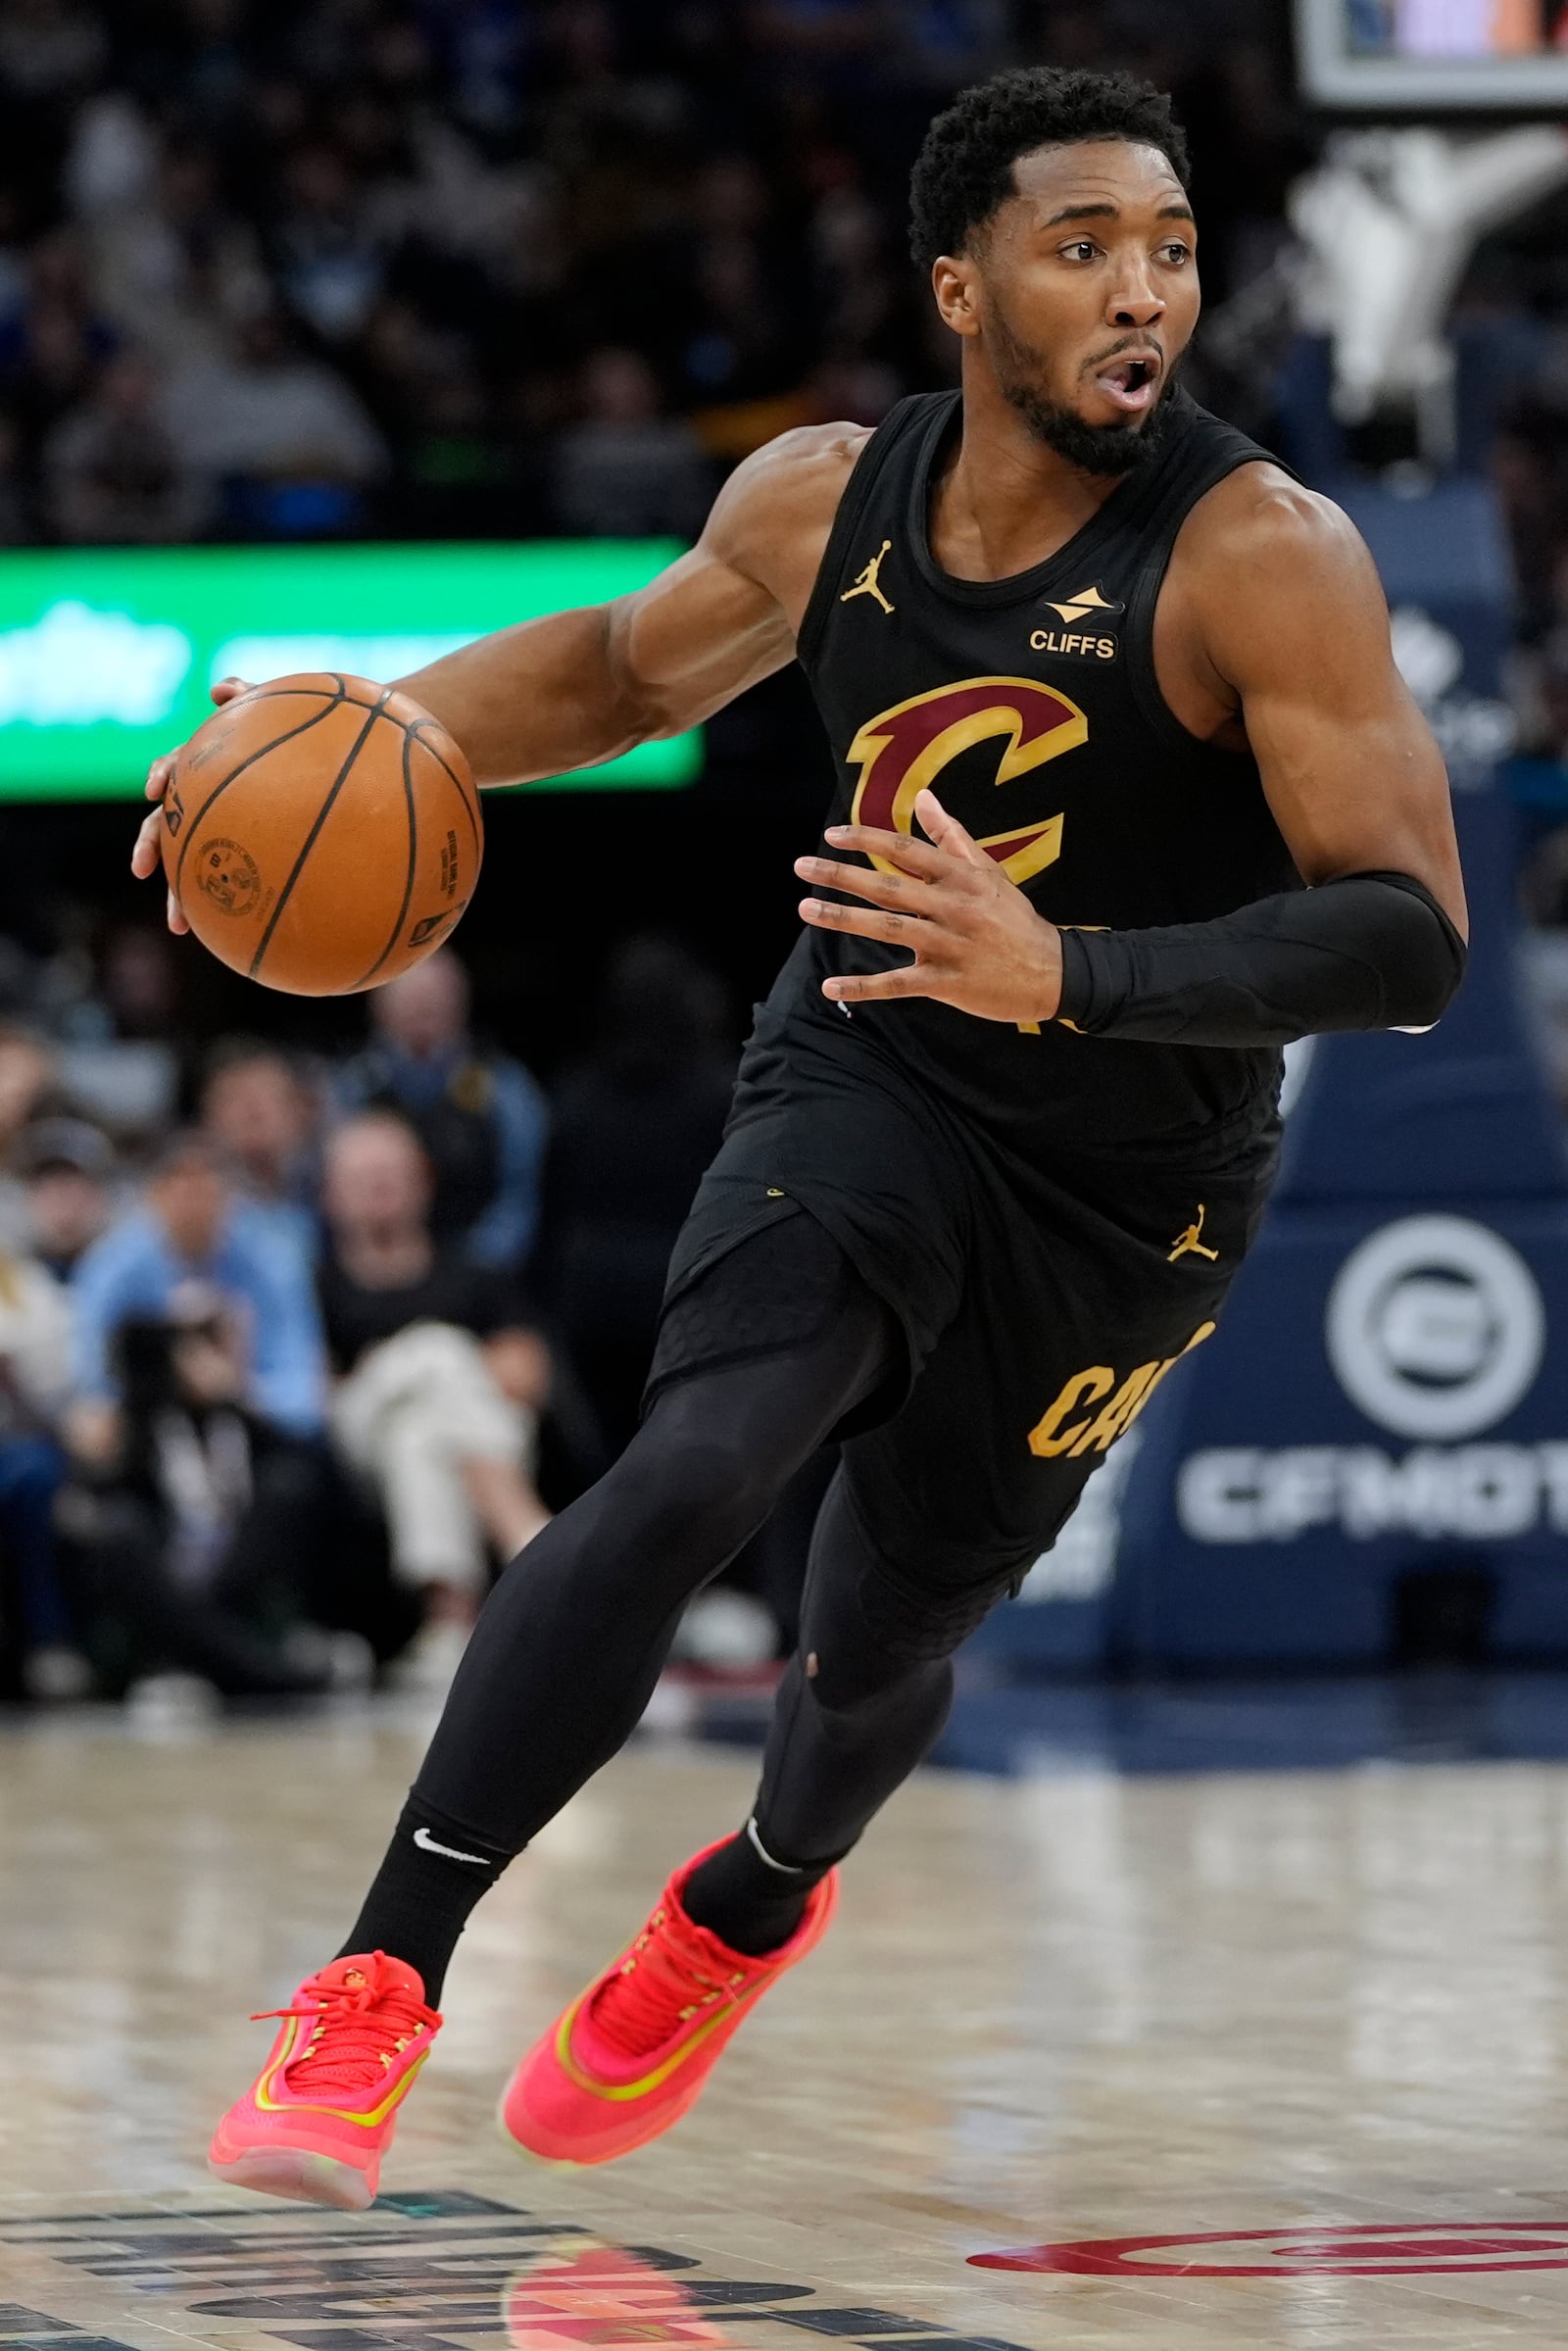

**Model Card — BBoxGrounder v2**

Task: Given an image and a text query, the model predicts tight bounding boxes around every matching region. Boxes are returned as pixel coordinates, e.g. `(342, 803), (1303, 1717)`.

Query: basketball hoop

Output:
(1288, 123), (1568, 461)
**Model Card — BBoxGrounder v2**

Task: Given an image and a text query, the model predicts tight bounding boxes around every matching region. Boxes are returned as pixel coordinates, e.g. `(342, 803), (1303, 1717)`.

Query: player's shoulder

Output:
(1171, 456), (1392, 686)
(754, 418), (876, 479)
(711, 419), (872, 526)
(703, 419), (874, 587)
(1183, 460), (1372, 592)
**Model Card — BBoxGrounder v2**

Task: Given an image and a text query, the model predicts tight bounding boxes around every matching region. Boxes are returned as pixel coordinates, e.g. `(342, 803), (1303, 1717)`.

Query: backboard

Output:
(1297, 0), (1568, 107)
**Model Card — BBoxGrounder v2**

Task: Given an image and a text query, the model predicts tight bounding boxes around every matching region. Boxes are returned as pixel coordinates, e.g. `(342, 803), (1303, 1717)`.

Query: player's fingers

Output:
(796, 856), (980, 939)
(914, 789), (989, 868)
(211, 675), (251, 706)
(143, 750), (177, 803)
(821, 823), (952, 881)
(794, 854), (939, 912)
(130, 806), (165, 878)
(167, 889), (190, 937)
(822, 964), (932, 1004)
(800, 896), (935, 948)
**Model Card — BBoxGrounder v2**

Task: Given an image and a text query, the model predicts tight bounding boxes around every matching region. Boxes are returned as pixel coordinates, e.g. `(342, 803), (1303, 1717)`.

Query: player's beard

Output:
(986, 294), (1183, 478)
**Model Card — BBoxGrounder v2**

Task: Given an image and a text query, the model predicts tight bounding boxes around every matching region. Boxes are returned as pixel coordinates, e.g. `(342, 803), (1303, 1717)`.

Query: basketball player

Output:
(133, 67), (1466, 2206)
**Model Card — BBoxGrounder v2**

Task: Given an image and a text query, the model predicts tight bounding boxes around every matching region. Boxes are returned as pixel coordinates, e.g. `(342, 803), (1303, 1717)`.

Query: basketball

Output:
(160, 672), (482, 997)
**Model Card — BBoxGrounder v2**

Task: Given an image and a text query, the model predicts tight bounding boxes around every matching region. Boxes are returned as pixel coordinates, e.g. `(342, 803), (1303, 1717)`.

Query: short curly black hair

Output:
(908, 67), (1191, 273)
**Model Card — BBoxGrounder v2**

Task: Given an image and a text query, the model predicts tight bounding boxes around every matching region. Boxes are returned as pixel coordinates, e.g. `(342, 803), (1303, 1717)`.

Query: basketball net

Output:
(1288, 124), (1568, 462)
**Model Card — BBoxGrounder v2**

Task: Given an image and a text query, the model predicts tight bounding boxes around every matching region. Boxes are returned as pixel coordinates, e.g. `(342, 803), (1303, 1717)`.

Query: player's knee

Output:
(807, 1641), (952, 1717)
(612, 1423), (780, 1557)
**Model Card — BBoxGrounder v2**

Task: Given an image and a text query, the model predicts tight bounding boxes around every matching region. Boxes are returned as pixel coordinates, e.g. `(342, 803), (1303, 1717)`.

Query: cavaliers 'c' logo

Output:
(846, 676), (1086, 886)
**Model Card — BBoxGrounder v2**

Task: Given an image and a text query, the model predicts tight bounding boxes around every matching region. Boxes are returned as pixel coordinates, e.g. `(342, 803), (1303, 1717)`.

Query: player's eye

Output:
(1159, 240), (1192, 265)
(1059, 240), (1099, 263)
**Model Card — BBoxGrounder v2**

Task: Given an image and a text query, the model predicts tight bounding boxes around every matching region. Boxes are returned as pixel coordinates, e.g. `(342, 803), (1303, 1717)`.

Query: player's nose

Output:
(1106, 281), (1166, 331)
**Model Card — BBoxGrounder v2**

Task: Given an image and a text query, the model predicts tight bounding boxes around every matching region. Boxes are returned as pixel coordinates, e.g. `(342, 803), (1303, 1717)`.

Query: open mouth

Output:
(1094, 355), (1160, 415)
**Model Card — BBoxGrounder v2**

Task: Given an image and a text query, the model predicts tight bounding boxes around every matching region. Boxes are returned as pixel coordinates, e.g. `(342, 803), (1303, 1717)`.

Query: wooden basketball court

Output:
(10, 1695), (1568, 2347)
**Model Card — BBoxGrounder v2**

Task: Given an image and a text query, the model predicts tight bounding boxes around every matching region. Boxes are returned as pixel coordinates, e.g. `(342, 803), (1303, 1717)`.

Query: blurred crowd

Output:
(0, 930), (785, 1710)
(0, 0), (1302, 546)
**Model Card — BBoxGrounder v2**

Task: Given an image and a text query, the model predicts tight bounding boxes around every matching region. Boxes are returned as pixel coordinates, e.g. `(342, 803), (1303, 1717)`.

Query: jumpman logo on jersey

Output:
(841, 539), (895, 615)
(1168, 1204), (1219, 1263)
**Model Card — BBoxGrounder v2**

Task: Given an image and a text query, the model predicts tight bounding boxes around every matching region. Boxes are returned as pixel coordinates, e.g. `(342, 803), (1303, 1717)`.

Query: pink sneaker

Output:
(208, 1951), (441, 2208)
(500, 1839), (838, 2168)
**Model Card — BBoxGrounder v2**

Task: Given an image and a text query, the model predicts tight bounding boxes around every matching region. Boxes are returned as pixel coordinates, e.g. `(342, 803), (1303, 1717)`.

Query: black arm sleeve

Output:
(1055, 870), (1466, 1048)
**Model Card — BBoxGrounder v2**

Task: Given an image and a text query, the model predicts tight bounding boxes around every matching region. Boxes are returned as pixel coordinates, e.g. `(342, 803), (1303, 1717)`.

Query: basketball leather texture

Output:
(161, 672), (482, 997)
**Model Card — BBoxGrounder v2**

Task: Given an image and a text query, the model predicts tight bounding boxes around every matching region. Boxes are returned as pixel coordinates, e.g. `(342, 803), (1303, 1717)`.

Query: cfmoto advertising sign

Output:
(1108, 1196), (1568, 1665)
(0, 542), (699, 799)
(1175, 1217), (1562, 1553)
(1323, 1215), (1545, 1441)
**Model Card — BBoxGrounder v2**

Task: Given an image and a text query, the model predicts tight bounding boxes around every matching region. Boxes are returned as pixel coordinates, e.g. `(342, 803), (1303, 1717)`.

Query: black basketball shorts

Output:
(646, 1078), (1279, 1621)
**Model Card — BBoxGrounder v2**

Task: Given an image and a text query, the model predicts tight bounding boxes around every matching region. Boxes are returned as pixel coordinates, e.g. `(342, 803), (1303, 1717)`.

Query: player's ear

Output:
(932, 255), (982, 339)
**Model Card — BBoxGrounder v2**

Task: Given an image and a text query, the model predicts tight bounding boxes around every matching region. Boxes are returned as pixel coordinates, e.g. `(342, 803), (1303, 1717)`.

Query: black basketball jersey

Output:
(772, 385), (1301, 1163)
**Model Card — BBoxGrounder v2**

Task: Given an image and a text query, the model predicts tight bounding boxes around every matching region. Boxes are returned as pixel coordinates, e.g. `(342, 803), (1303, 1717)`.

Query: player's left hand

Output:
(795, 788), (1064, 1024)
(130, 675), (253, 934)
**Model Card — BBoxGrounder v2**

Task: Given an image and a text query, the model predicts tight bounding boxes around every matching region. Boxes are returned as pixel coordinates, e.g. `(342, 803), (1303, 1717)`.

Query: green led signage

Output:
(0, 541), (699, 800)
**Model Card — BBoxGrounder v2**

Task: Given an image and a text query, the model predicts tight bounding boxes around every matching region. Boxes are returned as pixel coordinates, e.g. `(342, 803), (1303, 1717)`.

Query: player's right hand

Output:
(131, 676), (253, 934)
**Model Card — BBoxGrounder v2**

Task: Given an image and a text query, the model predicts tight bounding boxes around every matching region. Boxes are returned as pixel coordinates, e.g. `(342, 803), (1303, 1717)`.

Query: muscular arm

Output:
(1190, 473), (1464, 916)
(1056, 476), (1468, 1043)
(395, 424), (862, 789)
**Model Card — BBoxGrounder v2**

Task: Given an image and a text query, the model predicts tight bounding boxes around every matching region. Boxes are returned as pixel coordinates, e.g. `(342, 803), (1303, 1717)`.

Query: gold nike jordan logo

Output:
(1168, 1204), (1219, 1264)
(841, 540), (895, 615)
(1040, 581), (1124, 628)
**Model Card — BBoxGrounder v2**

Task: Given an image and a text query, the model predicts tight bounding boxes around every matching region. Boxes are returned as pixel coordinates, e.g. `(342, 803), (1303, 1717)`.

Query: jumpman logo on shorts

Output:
(1168, 1204), (1219, 1263)
(841, 539), (895, 615)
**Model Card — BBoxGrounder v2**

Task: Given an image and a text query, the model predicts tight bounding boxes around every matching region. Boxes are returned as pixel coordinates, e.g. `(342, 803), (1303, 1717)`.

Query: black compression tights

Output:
(342, 1228), (962, 1998)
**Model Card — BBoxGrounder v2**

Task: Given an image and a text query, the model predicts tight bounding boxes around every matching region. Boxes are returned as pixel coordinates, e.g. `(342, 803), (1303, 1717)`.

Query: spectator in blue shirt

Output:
(199, 1039), (322, 1263)
(331, 949), (547, 1273)
(69, 1130), (326, 1447)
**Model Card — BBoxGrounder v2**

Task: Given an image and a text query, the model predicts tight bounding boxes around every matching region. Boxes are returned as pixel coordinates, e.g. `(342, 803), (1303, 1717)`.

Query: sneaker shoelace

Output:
(590, 1905), (755, 2062)
(254, 1960), (439, 2098)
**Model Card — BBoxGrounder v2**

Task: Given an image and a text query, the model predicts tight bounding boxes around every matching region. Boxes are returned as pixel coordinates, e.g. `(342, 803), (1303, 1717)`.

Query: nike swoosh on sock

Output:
(413, 1826), (491, 1866)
